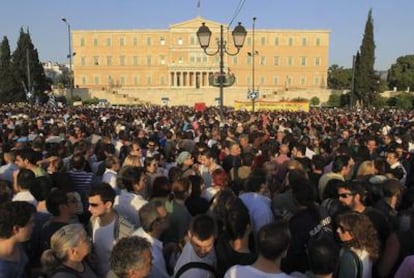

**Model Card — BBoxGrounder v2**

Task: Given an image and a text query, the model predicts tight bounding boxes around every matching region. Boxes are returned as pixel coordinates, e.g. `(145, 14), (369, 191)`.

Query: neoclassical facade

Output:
(72, 17), (329, 99)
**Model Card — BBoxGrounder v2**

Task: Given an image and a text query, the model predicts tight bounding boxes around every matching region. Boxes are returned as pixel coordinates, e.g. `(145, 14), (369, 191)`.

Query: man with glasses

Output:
(88, 183), (135, 276)
(337, 180), (391, 247)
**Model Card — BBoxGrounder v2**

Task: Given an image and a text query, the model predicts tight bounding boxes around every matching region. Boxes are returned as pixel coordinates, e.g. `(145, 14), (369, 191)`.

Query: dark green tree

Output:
(355, 9), (379, 107)
(387, 55), (414, 91)
(0, 36), (23, 103)
(12, 28), (51, 103)
(327, 64), (353, 90)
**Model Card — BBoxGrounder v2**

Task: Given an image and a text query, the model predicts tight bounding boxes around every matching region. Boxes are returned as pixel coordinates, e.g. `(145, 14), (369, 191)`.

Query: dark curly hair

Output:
(336, 211), (380, 260)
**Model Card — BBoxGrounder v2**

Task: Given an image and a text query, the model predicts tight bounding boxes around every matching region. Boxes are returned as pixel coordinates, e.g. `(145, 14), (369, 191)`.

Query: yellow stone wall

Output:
(72, 17), (330, 103)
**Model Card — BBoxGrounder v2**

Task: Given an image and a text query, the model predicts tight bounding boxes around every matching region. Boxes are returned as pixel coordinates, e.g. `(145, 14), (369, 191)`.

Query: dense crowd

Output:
(1, 103), (414, 278)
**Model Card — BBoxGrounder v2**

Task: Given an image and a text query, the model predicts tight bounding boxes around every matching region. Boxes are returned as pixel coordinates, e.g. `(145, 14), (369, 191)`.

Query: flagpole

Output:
(197, 0), (201, 17)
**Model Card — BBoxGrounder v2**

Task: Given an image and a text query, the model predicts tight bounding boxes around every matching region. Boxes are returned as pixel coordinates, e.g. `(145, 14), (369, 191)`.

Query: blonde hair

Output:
(122, 154), (142, 168)
(356, 160), (376, 177)
(41, 224), (87, 274)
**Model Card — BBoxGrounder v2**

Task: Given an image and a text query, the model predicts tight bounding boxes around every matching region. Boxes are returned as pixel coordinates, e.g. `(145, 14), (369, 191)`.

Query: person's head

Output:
(171, 177), (191, 200)
(15, 148), (38, 168)
(386, 150), (400, 166)
(88, 183), (116, 217)
(122, 155), (142, 168)
(322, 179), (345, 200)
(337, 180), (366, 209)
(332, 155), (353, 177)
(0, 201), (35, 241)
(200, 149), (217, 168)
(356, 160), (376, 178)
(117, 166), (146, 193)
(291, 142), (306, 158)
(244, 172), (267, 193)
(110, 236), (152, 278)
(336, 211), (380, 260)
(188, 214), (217, 258)
(41, 224), (90, 273)
(229, 142), (241, 157)
(211, 168), (229, 188)
(3, 151), (15, 164)
(70, 153), (87, 170)
(139, 201), (168, 236)
(129, 141), (142, 157)
(307, 236), (339, 276)
(105, 155), (121, 172)
(257, 221), (291, 261)
(17, 168), (36, 191)
(150, 176), (171, 199)
(225, 201), (251, 241)
(46, 189), (77, 217)
(144, 156), (158, 174)
(188, 175), (205, 197)
(366, 137), (377, 154)
(176, 151), (193, 167)
(382, 179), (403, 209)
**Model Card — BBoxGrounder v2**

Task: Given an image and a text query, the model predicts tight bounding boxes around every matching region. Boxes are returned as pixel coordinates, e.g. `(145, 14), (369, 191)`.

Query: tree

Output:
(355, 9), (380, 107)
(327, 64), (352, 90)
(12, 28), (51, 103)
(0, 36), (22, 103)
(387, 55), (414, 91)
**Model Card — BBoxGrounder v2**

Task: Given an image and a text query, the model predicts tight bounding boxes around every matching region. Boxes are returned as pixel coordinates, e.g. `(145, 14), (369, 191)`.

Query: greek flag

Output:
(48, 95), (57, 110)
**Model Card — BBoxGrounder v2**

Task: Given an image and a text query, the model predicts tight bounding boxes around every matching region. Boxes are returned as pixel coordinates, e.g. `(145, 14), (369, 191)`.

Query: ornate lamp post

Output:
(61, 17), (74, 101)
(197, 22), (247, 121)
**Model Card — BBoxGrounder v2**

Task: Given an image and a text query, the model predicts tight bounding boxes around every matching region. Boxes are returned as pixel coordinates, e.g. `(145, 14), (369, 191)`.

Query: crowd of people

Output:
(1, 103), (414, 277)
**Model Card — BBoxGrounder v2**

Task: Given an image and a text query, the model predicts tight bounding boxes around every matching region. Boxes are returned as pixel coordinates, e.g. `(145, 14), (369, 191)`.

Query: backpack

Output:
(175, 262), (217, 278)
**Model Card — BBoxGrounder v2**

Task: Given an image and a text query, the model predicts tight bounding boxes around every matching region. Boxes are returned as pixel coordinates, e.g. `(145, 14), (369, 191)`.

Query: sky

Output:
(0, 0), (412, 71)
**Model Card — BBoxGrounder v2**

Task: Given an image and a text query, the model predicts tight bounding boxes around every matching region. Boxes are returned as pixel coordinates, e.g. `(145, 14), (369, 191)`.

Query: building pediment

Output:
(170, 17), (222, 30)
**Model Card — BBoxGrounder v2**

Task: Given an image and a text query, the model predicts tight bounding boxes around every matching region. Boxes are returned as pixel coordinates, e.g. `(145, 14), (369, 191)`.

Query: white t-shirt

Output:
(92, 218), (115, 277)
(12, 191), (38, 207)
(225, 265), (294, 278)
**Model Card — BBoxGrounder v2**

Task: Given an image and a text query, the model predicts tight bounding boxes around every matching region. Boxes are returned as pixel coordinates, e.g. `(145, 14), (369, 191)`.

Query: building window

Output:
(233, 56), (238, 65)
(190, 36), (196, 45)
(247, 76), (251, 86)
(93, 38), (98, 47)
(147, 76), (152, 85)
(160, 37), (165, 45)
(81, 57), (86, 66)
(261, 37), (266, 46)
(80, 38), (85, 47)
(106, 56), (112, 66)
(82, 76), (86, 85)
(133, 56), (139, 65)
(287, 76), (293, 85)
(302, 37), (307, 46)
(120, 37), (125, 46)
(300, 76), (306, 85)
(160, 55), (165, 65)
(301, 57), (307, 66)
(316, 38), (321, 46)
(202, 56), (207, 63)
(108, 75), (113, 85)
(134, 75), (140, 85)
(287, 56), (293, 66)
(260, 77), (265, 85)
(178, 56), (183, 64)
(314, 77), (320, 86)
(260, 56), (266, 65)
(94, 76), (99, 85)
(120, 76), (126, 85)
(247, 56), (252, 64)
(273, 56), (279, 66)
(274, 37), (279, 46)
(146, 56), (152, 65)
(190, 54), (195, 63)
(106, 38), (112, 47)
(93, 56), (99, 66)
(120, 56), (125, 66)
(160, 76), (166, 85)
(146, 37), (152, 46)
(178, 38), (183, 45)
(288, 37), (293, 46)
(315, 57), (321, 66)
(133, 37), (138, 46)
(273, 76), (279, 85)
(246, 37), (252, 46)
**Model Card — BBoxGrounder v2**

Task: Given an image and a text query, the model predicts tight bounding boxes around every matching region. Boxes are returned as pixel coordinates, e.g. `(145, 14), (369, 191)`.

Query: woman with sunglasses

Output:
(41, 224), (97, 277)
(336, 212), (380, 278)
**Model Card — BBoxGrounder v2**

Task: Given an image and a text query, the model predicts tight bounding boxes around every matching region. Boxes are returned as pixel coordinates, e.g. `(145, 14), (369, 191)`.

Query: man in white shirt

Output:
(0, 152), (18, 183)
(174, 214), (217, 278)
(12, 169), (37, 207)
(102, 155), (121, 193)
(133, 201), (170, 278)
(88, 184), (134, 277)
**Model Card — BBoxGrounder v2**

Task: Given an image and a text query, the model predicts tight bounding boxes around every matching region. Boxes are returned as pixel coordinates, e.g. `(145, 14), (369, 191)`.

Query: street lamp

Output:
(247, 17), (259, 112)
(197, 22), (247, 121)
(61, 17), (73, 101)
